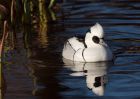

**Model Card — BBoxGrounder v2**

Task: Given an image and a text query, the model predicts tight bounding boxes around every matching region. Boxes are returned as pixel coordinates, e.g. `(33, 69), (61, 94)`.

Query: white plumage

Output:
(62, 23), (113, 62)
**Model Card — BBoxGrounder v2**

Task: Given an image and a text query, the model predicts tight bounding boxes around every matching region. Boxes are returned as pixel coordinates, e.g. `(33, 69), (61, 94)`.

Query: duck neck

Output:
(85, 39), (100, 48)
(85, 33), (101, 48)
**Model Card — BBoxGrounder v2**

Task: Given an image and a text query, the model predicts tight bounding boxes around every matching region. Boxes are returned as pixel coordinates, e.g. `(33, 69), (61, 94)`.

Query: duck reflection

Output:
(63, 58), (111, 96)
(84, 62), (107, 96)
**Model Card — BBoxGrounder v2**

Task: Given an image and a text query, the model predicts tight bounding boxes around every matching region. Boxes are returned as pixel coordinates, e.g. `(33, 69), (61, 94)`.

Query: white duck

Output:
(62, 23), (113, 62)
(63, 58), (109, 96)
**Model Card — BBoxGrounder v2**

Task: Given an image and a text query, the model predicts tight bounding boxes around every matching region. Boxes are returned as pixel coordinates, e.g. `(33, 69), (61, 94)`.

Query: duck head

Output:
(85, 23), (107, 47)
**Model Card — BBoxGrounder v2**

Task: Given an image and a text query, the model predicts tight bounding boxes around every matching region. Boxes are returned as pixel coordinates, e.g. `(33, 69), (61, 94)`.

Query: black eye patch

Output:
(94, 77), (101, 87)
(84, 70), (88, 73)
(92, 36), (100, 44)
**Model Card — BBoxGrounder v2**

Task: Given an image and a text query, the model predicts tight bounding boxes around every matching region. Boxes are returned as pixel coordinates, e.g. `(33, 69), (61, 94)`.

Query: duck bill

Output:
(99, 39), (108, 47)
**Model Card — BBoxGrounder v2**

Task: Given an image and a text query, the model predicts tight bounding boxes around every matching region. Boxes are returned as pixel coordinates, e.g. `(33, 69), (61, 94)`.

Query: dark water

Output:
(4, 0), (140, 99)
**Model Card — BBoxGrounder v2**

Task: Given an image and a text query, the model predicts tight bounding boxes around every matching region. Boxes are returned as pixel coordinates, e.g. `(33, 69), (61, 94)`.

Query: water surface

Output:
(4, 0), (140, 99)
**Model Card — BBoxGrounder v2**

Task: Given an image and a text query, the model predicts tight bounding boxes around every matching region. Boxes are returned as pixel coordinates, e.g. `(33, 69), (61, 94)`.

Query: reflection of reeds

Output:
(0, 4), (7, 20)
(0, 20), (8, 99)
(0, 0), (60, 97)
(0, 21), (9, 59)
(48, 0), (55, 8)
(39, 0), (48, 24)
(10, 0), (15, 23)
(38, 0), (48, 47)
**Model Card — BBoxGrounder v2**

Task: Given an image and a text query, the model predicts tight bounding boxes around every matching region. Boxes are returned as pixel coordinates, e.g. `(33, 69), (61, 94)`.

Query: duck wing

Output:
(66, 37), (85, 51)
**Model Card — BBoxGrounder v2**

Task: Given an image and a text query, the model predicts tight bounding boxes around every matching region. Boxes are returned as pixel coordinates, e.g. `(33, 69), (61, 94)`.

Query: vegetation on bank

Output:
(0, 0), (62, 98)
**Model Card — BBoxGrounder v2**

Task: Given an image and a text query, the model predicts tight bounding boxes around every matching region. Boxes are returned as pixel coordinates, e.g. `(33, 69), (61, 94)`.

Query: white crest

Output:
(90, 23), (104, 38)
(85, 23), (105, 47)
